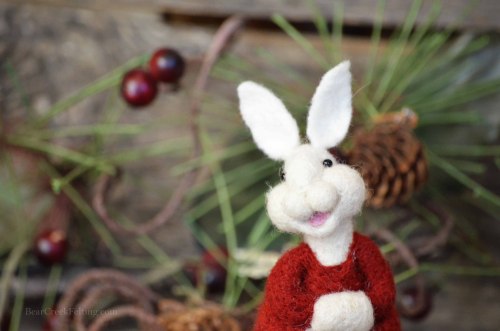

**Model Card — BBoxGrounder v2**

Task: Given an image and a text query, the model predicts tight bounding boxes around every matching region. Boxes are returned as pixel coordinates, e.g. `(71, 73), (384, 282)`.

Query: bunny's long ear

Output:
(238, 81), (300, 160)
(306, 61), (352, 149)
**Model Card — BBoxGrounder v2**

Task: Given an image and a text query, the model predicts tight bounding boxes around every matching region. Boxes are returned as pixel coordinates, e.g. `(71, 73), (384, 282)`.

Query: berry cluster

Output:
(121, 48), (185, 108)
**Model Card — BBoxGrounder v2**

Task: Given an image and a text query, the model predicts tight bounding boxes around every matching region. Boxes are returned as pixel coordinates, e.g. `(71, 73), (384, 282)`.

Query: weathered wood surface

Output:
(8, 0), (500, 31)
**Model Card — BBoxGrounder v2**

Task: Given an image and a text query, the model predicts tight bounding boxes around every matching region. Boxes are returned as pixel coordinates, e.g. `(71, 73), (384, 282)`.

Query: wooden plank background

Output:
(9, 0), (500, 31)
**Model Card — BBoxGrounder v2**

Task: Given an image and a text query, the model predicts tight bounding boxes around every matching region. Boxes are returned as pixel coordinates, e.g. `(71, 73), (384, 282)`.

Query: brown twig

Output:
(92, 15), (245, 236)
(372, 227), (429, 319)
(87, 305), (162, 331)
(56, 269), (158, 331)
(73, 284), (153, 331)
(373, 227), (419, 271)
(57, 269), (243, 331)
(414, 201), (454, 257)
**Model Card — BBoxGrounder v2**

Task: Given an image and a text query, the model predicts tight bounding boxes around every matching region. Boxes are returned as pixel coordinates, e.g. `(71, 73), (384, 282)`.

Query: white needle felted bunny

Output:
(237, 61), (401, 331)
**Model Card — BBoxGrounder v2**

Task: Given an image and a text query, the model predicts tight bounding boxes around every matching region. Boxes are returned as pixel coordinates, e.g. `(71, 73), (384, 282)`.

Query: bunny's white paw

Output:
(309, 291), (374, 331)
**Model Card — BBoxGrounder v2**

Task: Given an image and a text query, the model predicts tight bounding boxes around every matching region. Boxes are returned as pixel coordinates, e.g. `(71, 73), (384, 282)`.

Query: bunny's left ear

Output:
(238, 81), (300, 161)
(306, 61), (353, 149)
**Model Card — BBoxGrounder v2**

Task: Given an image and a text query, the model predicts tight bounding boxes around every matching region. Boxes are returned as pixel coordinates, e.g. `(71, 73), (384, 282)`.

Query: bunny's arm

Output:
(254, 245), (315, 331)
(355, 234), (397, 322)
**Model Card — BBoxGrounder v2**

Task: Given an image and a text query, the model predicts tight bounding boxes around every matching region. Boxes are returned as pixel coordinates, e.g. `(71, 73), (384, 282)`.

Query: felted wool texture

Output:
(266, 183), (298, 233)
(265, 145), (366, 239)
(308, 290), (374, 331)
(238, 60), (353, 163)
(253, 232), (401, 331)
(237, 81), (300, 161)
(322, 164), (367, 219)
(306, 180), (338, 213)
(307, 61), (352, 150)
(303, 219), (353, 267)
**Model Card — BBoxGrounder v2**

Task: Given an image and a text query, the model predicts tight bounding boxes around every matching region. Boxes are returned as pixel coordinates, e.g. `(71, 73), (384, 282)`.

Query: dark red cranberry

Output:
(201, 247), (228, 292)
(34, 229), (68, 266)
(149, 48), (185, 84)
(183, 247), (228, 293)
(42, 307), (61, 331)
(202, 263), (227, 293)
(399, 286), (433, 321)
(120, 69), (158, 107)
(202, 247), (228, 267)
(183, 263), (227, 293)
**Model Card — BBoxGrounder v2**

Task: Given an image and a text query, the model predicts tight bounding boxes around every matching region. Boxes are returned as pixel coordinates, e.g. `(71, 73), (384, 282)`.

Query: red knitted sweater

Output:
(254, 232), (401, 331)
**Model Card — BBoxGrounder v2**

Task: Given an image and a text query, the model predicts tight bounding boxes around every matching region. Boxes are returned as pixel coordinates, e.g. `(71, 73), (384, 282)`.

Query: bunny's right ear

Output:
(238, 81), (300, 161)
(306, 61), (352, 149)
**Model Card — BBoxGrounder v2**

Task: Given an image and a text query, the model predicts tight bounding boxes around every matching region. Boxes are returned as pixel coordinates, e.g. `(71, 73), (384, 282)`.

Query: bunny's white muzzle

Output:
(266, 144), (365, 238)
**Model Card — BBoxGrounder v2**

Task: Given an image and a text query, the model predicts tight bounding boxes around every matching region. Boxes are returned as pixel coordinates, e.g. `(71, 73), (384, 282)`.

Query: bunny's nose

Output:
(306, 181), (339, 212)
(283, 190), (313, 220)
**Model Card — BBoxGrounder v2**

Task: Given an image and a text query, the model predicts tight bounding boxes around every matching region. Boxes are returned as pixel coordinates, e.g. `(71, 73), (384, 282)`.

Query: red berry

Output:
(34, 229), (68, 266)
(183, 247), (228, 293)
(202, 263), (227, 293)
(202, 247), (228, 292)
(183, 262), (227, 293)
(399, 286), (433, 321)
(43, 307), (61, 331)
(149, 48), (185, 84)
(120, 69), (158, 107)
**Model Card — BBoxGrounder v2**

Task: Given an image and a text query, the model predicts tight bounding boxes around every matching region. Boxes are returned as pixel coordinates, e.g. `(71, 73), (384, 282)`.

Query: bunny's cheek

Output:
(266, 185), (298, 233)
(323, 165), (367, 217)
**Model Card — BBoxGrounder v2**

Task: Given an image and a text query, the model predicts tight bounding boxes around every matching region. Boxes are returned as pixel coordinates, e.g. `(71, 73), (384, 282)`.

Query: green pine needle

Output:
(429, 152), (500, 207)
(34, 54), (149, 127)
(272, 14), (330, 70)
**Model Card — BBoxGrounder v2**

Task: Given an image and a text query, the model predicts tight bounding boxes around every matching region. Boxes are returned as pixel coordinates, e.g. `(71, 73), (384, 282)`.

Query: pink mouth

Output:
(308, 212), (331, 228)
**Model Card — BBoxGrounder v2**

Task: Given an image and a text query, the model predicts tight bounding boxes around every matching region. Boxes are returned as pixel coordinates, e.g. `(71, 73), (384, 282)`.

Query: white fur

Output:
(263, 144), (365, 240)
(307, 61), (352, 149)
(322, 164), (367, 220)
(266, 183), (297, 233)
(237, 62), (365, 260)
(306, 180), (339, 213)
(307, 291), (374, 331)
(238, 62), (372, 330)
(304, 219), (353, 266)
(238, 81), (300, 160)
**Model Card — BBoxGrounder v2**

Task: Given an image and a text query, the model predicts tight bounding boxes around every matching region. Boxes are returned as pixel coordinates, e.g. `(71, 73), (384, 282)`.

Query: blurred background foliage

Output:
(0, 0), (500, 330)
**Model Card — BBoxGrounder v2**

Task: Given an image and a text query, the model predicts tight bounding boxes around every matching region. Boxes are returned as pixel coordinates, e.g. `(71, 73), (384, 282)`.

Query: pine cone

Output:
(157, 300), (241, 331)
(339, 109), (428, 209)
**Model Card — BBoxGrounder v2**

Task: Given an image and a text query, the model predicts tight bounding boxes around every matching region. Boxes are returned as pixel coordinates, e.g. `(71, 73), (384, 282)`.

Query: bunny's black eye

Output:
(323, 159), (333, 167)
(279, 168), (286, 181)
